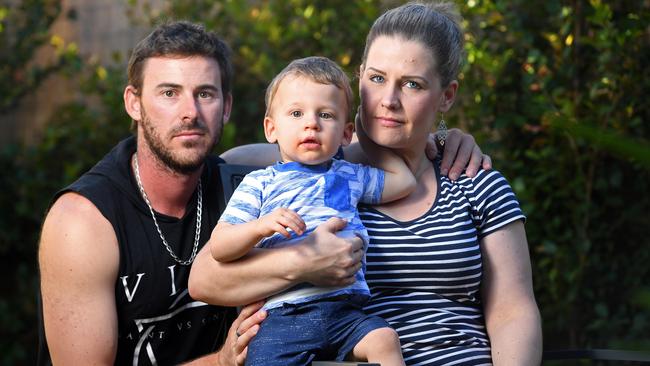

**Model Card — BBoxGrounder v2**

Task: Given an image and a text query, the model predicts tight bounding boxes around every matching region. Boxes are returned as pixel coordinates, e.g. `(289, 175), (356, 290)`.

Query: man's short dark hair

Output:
(127, 21), (233, 95)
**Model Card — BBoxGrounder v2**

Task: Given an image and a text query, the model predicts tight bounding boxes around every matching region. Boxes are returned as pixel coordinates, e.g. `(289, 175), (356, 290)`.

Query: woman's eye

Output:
(405, 80), (421, 89)
(369, 75), (384, 83)
(291, 111), (302, 117)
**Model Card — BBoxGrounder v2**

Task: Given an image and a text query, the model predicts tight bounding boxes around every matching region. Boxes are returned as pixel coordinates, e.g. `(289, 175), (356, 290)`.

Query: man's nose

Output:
(180, 95), (199, 122)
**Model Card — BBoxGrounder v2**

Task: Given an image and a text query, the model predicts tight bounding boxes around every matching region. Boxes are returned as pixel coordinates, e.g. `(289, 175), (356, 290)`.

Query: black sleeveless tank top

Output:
(38, 136), (236, 365)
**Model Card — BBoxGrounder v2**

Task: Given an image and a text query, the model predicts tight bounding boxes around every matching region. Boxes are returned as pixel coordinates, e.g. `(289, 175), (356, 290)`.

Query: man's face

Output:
(130, 56), (231, 174)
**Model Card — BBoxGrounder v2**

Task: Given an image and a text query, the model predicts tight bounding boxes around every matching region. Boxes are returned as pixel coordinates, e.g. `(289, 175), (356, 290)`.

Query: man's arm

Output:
(480, 221), (543, 365)
(39, 192), (120, 365)
(189, 217), (363, 306)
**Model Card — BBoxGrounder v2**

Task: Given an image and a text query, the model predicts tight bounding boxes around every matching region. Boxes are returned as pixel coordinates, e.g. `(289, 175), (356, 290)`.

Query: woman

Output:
(190, 2), (542, 365)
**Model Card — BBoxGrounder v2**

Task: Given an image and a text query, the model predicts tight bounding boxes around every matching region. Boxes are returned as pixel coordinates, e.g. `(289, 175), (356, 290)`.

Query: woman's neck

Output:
(393, 147), (431, 178)
(371, 150), (437, 222)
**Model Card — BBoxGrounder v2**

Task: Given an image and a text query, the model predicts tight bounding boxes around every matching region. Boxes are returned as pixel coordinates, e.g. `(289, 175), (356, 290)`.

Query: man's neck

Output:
(133, 148), (203, 219)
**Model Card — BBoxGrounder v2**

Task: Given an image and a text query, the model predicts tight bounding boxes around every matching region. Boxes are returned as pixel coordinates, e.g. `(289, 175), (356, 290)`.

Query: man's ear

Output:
(124, 85), (142, 121)
(223, 92), (233, 124)
(439, 80), (459, 113)
(341, 121), (354, 146)
(263, 116), (278, 143)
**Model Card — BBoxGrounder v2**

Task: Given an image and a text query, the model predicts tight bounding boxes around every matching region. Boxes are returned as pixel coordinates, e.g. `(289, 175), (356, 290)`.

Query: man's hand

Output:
(425, 128), (493, 180)
(258, 208), (306, 238)
(294, 217), (363, 287)
(217, 301), (266, 366)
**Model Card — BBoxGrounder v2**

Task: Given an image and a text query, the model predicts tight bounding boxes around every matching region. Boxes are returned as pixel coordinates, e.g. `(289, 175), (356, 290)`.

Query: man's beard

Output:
(139, 107), (222, 175)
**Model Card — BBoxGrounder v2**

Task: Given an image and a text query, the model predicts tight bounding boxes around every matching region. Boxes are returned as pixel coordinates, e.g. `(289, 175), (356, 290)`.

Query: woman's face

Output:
(359, 36), (457, 152)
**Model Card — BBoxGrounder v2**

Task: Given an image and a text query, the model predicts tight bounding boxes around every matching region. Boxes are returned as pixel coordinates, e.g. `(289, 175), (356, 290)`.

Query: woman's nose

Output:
(381, 86), (400, 109)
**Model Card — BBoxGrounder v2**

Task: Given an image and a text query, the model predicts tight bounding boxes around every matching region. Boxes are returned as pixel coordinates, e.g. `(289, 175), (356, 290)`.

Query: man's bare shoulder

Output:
(40, 191), (118, 270)
(49, 191), (104, 217)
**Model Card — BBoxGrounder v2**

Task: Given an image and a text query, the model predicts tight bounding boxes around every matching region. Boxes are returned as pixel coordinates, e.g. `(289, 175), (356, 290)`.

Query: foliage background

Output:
(1, 0), (649, 363)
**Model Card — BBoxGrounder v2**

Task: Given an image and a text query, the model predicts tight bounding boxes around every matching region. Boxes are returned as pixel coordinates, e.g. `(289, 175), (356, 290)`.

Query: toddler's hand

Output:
(258, 208), (306, 238)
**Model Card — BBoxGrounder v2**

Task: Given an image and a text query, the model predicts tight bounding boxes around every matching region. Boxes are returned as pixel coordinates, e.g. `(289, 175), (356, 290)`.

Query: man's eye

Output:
(291, 111), (302, 117)
(198, 91), (212, 98)
(164, 90), (175, 97)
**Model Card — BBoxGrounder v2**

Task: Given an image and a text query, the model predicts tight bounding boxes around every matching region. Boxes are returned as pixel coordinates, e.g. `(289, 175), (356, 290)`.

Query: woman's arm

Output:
(220, 143), (280, 165)
(182, 302), (266, 366)
(189, 217), (364, 306)
(345, 128), (490, 179)
(219, 130), (490, 180)
(480, 221), (543, 365)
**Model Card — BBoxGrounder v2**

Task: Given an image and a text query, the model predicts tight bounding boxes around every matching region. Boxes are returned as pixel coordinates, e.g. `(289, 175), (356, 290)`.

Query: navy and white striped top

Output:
(360, 163), (525, 366)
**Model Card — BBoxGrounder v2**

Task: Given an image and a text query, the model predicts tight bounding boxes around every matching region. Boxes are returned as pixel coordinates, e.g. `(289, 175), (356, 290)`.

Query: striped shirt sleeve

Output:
(468, 169), (526, 238)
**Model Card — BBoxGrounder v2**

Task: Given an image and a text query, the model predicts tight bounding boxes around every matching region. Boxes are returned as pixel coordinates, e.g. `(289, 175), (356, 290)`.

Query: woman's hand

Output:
(218, 301), (266, 366)
(425, 128), (492, 180)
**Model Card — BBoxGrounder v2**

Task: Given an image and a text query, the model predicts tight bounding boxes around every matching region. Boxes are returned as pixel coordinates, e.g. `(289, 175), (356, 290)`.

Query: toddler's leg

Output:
(351, 327), (405, 366)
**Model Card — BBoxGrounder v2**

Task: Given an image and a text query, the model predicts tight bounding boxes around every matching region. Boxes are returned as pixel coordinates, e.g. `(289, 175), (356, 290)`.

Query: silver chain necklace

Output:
(132, 153), (202, 266)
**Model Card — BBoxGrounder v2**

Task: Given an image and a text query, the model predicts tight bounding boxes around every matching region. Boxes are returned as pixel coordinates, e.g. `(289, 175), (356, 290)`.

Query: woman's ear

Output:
(263, 116), (278, 143)
(123, 85), (142, 121)
(439, 80), (459, 113)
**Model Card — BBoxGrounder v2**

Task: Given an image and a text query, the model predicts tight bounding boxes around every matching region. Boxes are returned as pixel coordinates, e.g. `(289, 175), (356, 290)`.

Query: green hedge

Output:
(1, 0), (649, 363)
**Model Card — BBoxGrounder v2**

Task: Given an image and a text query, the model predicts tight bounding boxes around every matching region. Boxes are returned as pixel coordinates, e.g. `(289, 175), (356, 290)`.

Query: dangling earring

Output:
(437, 113), (448, 146)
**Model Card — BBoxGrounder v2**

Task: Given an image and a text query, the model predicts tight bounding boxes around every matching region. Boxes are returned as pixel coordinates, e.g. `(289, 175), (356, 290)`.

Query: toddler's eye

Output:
(291, 111), (303, 118)
(319, 112), (333, 119)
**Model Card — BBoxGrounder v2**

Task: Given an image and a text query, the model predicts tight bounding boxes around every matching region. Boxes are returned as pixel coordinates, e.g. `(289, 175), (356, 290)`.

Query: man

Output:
(38, 21), (487, 365)
(39, 20), (266, 365)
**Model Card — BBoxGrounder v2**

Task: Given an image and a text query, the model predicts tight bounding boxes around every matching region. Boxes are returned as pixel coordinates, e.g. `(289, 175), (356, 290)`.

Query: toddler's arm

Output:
(210, 208), (306, 262)
(356, 115), (416, 203)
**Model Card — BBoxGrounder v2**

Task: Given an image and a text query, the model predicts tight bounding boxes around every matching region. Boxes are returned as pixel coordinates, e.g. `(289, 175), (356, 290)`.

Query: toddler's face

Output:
(264, 75), (352, 165)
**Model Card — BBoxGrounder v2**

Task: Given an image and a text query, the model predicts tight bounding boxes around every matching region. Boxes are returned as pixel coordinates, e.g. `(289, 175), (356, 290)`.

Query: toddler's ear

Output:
(341, 121), (354, 146)
(263, 117), (278, 143)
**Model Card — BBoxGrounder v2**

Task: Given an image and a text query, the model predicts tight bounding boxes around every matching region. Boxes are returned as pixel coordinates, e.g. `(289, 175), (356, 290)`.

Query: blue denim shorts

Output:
(245, 296), (390, 366)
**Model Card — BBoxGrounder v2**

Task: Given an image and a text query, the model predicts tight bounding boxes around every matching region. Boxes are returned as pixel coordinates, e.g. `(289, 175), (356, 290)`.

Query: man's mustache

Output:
(170, 118), (209, 135)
